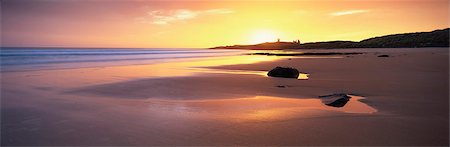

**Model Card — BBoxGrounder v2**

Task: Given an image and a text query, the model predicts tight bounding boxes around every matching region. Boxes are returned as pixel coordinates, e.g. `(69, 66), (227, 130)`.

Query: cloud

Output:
(138, 9), (233, 25)
(330, 10), (369, 16)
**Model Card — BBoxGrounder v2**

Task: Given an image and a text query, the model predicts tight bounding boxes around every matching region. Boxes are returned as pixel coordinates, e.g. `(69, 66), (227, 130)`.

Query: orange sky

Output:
(2, 0), (449, 48)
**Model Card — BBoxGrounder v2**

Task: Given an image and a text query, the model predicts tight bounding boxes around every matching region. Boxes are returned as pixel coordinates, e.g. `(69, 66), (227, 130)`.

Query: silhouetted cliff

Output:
(210, 28), (449, 49)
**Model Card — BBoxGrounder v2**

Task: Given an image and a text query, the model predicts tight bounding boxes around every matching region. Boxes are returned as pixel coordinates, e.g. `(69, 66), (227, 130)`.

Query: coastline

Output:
(209, 28), (449, 50)
(1, 48), (449, 145)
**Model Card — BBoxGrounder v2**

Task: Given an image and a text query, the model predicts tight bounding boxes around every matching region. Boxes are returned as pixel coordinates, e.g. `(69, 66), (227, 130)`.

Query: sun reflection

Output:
(145, 95), (377, 122)
(298, 73), (309, 80)
(11, 53), (284, 88)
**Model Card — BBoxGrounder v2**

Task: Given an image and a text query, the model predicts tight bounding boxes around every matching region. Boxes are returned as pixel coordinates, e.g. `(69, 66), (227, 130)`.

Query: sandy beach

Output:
(1, 48), (448, 146)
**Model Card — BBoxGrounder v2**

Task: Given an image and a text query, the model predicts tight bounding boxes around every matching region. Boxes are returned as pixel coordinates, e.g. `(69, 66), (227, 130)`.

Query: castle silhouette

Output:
(277, 38), (300, 44)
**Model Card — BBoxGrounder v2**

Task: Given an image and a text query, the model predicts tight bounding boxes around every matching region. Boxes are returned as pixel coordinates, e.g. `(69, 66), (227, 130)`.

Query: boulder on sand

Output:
(267, 67), (300, 79)
(319, 93), (351, 107)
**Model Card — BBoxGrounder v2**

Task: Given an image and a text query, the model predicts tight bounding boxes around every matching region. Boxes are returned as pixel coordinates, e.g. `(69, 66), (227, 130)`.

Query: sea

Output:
(0, 47), (247, 72)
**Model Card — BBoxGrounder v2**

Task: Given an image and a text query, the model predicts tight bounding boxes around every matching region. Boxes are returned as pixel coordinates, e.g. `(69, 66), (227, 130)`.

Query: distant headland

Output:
(210, 28), (449, 50)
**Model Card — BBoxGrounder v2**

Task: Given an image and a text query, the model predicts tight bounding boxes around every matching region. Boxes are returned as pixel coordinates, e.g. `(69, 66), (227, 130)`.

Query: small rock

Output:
(325, 98), (350, 107)
(267, 67), (300, 79)
(319, 93), (350, 99)
(377, 55), (389, 57)
(276, 85), (286, 88)
(319, 93), (351, 107)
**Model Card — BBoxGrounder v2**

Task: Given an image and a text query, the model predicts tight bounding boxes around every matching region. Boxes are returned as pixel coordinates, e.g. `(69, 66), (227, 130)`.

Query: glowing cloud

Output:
(330, 10), (370, 16)
(139, 9), (234, 25)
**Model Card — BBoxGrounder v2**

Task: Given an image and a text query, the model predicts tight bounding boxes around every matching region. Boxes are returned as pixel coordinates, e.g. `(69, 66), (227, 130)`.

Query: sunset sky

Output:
(2, 0), (449, 48)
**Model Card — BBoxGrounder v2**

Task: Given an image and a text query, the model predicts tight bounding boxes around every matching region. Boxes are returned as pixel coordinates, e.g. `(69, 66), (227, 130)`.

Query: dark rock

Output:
(319, 93), (351, 99)
(276, 85), (286, 88)
(377, 54), (389, 57)
(325, 98), (350, 107)
(319, 93), (351, 107)
(267, 67), (300, 79)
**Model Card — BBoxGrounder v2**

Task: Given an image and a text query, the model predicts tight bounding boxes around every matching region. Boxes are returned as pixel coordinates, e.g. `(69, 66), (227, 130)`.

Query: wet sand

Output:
(1, 48), (449, 146)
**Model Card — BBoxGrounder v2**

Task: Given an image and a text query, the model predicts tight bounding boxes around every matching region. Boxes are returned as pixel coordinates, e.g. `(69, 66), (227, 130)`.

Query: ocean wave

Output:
(0, 48), (246, 72)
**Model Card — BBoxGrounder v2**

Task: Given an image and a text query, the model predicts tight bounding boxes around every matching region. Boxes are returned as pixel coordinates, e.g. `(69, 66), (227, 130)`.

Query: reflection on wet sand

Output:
(298, 73), (309, 80)
(145, 95), (377, 122)
(191, 68), (310, 80)
(1, 55), (284, 89)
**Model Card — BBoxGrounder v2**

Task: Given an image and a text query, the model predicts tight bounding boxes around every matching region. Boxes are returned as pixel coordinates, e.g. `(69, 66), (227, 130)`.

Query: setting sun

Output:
(249, 30), (278, 44)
